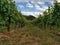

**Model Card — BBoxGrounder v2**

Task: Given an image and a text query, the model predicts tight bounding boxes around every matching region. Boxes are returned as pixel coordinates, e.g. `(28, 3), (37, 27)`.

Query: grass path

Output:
(0, 26), (60, 45)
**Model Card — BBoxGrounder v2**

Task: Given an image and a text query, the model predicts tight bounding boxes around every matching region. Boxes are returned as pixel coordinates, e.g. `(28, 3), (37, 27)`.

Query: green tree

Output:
(0, 0), (25, 31)
(43, 11), (48, 29)
(52, 0), (60, 27)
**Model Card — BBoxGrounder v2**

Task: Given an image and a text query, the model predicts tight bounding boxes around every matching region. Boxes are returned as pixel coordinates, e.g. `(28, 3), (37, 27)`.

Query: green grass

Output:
(0, 25), (60, 45)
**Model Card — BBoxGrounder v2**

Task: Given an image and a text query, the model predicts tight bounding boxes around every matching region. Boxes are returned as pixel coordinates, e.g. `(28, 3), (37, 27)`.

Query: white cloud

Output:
(32, 0), (53, 2)
(26, 3), (33, 8)
(50, 1), (54, 5)
(35, 4), (40, 8)
(30, 1), (35, 4)
(35, 4), (48, 12)
(41, 6), (48, 11)
(43, 6), (48, 9)
(36, 7), (46, 11)
(18, 5), (24, 8)
(21, 11), (43, 17)
(35, 4), (41, 10)
(14, 0), (53, 17)
(13, 0), (29, 2)
(30, 1), (44, 4)
(14, 0), (54, 2)
(58, 0), (60, 2)
(37, 2), (44, 4)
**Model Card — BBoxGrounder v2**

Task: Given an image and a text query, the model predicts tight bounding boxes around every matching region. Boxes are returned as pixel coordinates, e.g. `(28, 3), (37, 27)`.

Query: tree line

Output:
(0, 0), (60, 32)
(31, 0), (60, 31)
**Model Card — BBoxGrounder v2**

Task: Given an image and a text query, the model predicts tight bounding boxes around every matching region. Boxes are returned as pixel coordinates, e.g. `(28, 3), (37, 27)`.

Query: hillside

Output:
(23, 15), (36, 20)
(0, 25), (60, 45)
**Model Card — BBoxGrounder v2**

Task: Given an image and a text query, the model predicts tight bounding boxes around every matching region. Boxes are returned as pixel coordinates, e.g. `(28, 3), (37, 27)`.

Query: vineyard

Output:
(0, 0), (60, 45)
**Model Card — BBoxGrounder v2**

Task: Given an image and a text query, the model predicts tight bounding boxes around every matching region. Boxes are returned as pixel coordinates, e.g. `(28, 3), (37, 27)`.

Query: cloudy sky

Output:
(14, 0), (60, 17)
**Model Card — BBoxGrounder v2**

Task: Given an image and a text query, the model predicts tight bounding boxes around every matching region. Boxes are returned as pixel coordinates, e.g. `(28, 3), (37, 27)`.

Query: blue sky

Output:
(14, 0), (60, 17)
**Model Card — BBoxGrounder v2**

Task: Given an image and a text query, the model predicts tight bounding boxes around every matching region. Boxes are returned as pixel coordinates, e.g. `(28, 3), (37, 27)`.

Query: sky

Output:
(14, 0), (60, 17)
